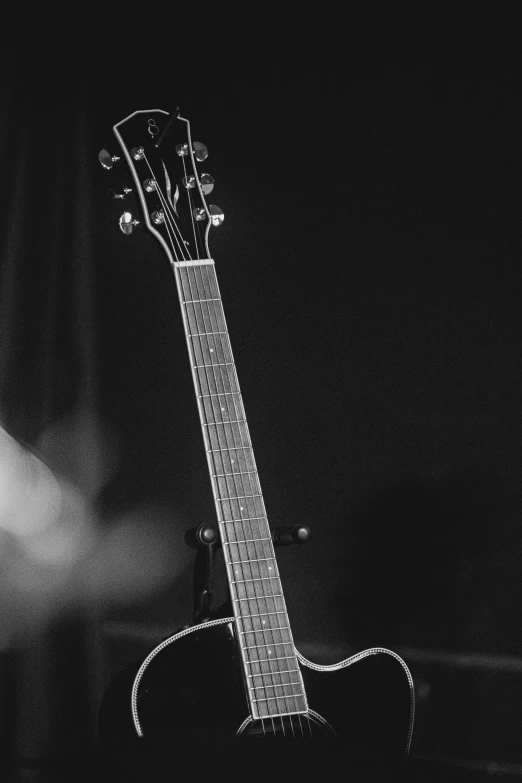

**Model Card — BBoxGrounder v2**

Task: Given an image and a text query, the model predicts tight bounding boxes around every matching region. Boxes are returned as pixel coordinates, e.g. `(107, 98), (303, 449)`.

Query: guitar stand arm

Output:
(185, 523), (311, 624)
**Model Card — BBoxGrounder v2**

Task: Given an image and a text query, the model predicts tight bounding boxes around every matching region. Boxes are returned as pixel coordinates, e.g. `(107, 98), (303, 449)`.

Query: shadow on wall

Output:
(335, 472), (520, 655)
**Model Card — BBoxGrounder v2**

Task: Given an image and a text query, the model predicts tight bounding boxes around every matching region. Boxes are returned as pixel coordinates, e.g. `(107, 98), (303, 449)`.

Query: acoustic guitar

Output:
(98, 109), (415, 780)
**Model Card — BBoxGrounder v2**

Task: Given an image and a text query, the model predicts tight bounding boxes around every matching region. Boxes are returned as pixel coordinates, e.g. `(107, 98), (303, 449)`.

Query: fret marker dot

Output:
(269, 566), (272, 571)
(221, 407), (225, 411)
(268, 650), (272, 655)
(210, 348), (214, 352)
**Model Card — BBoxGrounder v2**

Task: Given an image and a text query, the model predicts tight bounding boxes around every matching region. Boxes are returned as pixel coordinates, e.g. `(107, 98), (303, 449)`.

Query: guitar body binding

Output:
(100, 616), (414, 768)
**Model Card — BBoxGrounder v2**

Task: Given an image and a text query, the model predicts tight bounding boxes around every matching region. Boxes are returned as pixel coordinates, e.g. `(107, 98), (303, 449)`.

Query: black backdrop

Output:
(1, 23), (521, 773)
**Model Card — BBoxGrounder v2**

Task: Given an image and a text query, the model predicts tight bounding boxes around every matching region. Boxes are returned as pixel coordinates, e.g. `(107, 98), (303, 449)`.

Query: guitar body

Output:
(100, 618), (414, 779)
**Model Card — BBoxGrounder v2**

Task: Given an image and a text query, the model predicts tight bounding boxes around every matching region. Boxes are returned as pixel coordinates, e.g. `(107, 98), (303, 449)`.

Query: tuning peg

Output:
(118, 212), (141, 235)
(98, 149), (120, 170)
(192, 142), (208, 162)
(200, 173), (214, 195)
(176, 141), (208, 161)
(110, 187), (133, 200)
(209, 205), (224, 226)
(192, 205), (225, 225)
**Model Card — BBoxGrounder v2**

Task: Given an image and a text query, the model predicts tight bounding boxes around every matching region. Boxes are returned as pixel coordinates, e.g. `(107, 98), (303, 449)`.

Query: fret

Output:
(182, 297), (220, 304)
(200, 391), (237, 398)
(244, 640), (293, 654)
(231, 576), (280, 585)
(222, 517), (266, 527)
(233, 579), (283, 602)
(240, 610), (286, 621)
(234, 594), (283, 603)
(223, 536), (271, 545)
(248, 668), (300, 679)
(204, 418), (245, 426)
(191, 331), (227, 338)
(228, 555), (272, 564)
(194, 362), (235, 369)
(240, 625), (290, 635)
(217, 493), (261, 502)
(244, 642), (293, 652)
(248, 674), (301, 692)
(246, 654), (295, 665)
(254, 692), (303, 703)
(208, 446), (251, 453)
(250, 681), (301, 691)
(213, 471), (257, 479)
(242, 636), (293, 650)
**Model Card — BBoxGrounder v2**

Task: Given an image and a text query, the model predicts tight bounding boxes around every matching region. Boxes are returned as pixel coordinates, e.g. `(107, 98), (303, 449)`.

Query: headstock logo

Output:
(147, 119), (159, 137)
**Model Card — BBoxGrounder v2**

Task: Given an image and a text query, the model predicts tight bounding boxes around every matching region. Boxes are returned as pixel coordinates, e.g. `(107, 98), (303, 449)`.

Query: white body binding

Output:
(130, 616), (415, 753)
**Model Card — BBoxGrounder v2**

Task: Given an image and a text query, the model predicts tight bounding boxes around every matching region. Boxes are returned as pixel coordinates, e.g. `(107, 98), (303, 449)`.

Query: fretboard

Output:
(173, 258), (307, 720)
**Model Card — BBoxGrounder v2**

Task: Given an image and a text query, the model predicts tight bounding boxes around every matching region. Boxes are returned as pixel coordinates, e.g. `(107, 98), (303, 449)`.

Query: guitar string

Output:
(142, 148), (305, 736)
(199, 261), (305, 734)
(188, 262), (289, 733)
(180, 156), (203, 260)
(177, 244), (279, 734)
(141, 155), (189, 262)
(189, 263), (279, 733)
(163, 197), (302, 737)
(185, 213), (303, 731)
(198, 263), (301, 734)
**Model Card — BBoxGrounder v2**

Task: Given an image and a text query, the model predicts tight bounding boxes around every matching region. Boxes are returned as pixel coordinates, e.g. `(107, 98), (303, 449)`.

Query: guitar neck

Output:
(172, 257), (307, 719)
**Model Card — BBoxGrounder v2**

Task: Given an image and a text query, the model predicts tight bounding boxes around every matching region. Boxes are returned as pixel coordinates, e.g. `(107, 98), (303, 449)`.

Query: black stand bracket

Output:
(185, 523), (310, 624)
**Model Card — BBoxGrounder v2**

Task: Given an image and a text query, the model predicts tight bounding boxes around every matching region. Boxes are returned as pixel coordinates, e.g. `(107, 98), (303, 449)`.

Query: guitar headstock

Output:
(100, 109), (224, 264)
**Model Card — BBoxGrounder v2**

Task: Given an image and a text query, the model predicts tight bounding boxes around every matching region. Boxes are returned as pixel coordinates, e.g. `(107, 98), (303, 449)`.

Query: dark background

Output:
(1, 19), (521, 778)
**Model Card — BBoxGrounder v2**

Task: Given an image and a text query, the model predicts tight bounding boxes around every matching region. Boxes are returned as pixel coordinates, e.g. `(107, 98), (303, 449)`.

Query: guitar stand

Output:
(185, 523), (311, 624)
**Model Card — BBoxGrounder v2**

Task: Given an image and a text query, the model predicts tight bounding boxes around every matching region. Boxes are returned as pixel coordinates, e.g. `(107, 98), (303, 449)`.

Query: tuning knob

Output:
(193, 141), (208, 162)
(200, 173), (214, 195)
(98, 149), (120, 170)
(192, 205), (225, 225)
(119, 212), (140, 235)
(209, 205), (224, 226)
(175, 141), (208, 161)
